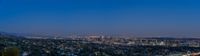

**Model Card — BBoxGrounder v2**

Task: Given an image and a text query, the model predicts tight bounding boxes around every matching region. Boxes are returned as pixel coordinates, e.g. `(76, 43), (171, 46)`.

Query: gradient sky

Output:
(0, 0), (200, 37)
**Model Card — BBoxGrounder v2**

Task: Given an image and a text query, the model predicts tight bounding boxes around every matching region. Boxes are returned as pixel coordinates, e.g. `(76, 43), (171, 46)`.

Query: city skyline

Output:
(1, 0), (200, 37)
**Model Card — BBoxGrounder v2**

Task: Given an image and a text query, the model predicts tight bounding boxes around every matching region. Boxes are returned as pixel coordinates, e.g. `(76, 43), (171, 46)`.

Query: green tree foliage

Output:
(2, 47), (20, 56)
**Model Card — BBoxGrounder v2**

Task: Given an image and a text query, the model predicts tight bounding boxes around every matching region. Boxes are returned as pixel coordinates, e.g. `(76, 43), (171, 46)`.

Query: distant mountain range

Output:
(0, 31), (55, 38)
(0, 32), (24, 38)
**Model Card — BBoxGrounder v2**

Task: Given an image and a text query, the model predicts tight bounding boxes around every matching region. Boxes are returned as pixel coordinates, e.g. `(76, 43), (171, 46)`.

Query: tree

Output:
(2, 47), (20, 56)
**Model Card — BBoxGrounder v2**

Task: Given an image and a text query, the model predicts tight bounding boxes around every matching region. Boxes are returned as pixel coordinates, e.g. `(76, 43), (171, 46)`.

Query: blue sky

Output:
(0, 0), (200, 37)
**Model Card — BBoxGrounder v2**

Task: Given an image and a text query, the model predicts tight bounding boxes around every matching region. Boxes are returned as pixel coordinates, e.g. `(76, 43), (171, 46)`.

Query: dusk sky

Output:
(0, 0), (200, 37)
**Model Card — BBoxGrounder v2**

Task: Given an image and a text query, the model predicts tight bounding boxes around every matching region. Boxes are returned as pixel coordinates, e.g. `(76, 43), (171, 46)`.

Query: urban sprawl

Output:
(1, 33), (200, 56)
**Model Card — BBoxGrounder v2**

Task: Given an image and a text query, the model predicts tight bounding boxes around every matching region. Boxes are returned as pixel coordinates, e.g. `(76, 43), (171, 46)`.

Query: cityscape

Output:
(1, 0), (200, 56)
(1, 32), (200, 56)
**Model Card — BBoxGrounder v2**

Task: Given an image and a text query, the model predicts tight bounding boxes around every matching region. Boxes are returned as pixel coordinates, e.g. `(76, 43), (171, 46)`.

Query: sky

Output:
(0, 0), (200, 37)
